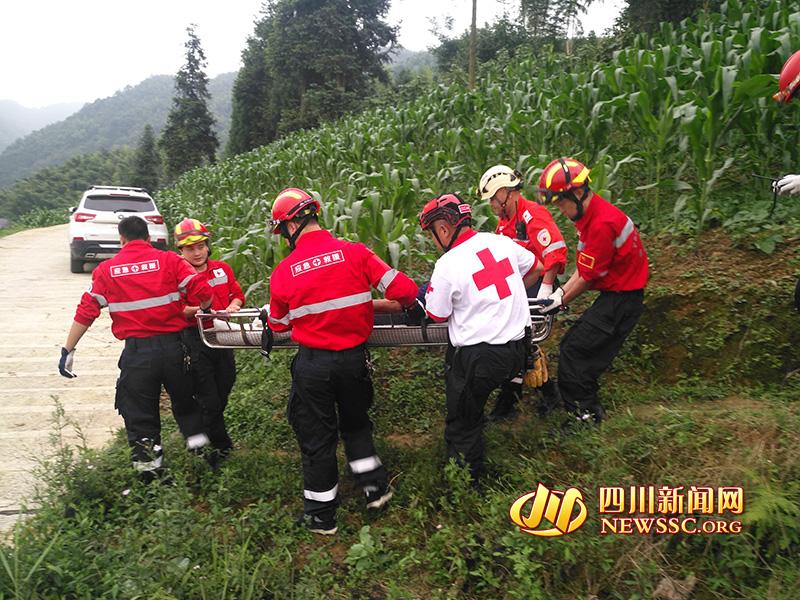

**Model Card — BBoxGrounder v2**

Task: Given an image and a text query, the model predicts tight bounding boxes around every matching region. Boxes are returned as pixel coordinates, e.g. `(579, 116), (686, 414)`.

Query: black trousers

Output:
(495, 278), (559, 412)
(288, 345), (387, 519)
(445, 339), (526, 478)
(185, 327), (236, 451)
(558, 290), (645, 419)
(115, 332), (207, 471)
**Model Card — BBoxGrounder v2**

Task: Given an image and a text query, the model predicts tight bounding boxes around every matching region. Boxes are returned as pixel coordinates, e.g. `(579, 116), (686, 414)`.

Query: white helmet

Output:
(478, 164), (522, 200)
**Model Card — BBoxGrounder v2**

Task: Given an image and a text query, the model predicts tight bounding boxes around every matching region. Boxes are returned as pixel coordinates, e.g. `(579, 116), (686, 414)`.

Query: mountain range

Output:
(0, 100), (84, 152)
(0, 73), (235, 188)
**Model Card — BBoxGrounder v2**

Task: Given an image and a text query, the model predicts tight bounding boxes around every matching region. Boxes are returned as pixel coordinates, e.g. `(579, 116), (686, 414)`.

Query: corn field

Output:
(157, 0), (800, 296)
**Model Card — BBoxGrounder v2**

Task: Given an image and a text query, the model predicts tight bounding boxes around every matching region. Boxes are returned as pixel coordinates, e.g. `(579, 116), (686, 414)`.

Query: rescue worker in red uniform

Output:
(532, 158), (649, 424)
(176, 218), (245, 467)
(268, 188), (418, 535)
(420, 195), (542, 482)
(478, 165), (568, 419)
(772, 49), (800, 311)
(59, 216), (214, 482)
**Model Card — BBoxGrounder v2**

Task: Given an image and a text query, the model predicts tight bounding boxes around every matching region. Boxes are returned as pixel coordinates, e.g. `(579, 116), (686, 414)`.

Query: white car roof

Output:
(82, 186), (153, 202)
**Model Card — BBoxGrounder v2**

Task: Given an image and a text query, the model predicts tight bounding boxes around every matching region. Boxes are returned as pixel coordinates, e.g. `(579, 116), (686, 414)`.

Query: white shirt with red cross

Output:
(425, 230), (537, 347)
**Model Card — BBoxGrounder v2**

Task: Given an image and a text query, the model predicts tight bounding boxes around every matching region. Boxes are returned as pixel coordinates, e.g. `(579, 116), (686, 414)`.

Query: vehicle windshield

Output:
(83, 195), (155, 213)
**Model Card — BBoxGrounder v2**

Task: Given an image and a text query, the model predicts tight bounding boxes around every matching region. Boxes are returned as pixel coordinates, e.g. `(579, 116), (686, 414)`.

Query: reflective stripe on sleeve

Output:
(304, 484), (339, 503)
(349, 455), (382, 474)
(178, 274), (196, 293)
(90, 293), (108, 307)
(289, 291), (372, 320)
(107, 292), (181, 313)
(376, 269), (398, 293)
(269, 313), (291, 326)
(614, 218), (635, 248)
(541, 240), (566, 257)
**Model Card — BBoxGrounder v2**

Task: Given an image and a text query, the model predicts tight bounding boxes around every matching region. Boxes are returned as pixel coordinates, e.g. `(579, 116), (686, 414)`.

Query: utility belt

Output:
(124, 331), (183, 350)
(452, 336), (527, 353)
(297, 343), (368, 358)
(599, 289), (644, 298)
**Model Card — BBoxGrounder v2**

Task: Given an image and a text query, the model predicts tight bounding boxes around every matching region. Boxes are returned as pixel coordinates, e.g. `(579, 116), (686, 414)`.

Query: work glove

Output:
(404, 299), (427, 326)
(774, 174), (800, 195)
(252, 304), (269, 328)
(530, 288), (565, 315)
(59, 347), (76, 378)
(259, 307), (273, 360)
(523, 346), (548, 388)
(535, 282), (553, 299)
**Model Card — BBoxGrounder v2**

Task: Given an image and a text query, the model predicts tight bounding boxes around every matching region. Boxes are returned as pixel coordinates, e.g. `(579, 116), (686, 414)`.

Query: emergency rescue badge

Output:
(537, 228), (551, 247)
(577, 252), (596, 270)
(213, 268), (225, 279)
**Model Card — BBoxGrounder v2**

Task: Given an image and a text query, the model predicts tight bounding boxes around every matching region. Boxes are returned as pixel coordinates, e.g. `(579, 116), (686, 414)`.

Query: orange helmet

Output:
(269, 188), (321, 234)
(418, 194), (472, 231)
(774, 50), (800, 103)
(174, 218), (210, 247)
(537, 158), (591, 204)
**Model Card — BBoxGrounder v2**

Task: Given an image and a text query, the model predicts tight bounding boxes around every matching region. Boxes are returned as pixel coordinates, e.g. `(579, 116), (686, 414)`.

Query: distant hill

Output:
(0, 100), (83, 152)
(0, 72), (235, 188)
(388, 47), (436, 77)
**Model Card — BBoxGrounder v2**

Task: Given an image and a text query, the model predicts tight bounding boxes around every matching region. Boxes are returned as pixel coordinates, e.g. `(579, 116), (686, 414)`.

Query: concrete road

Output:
(0, 224), (122, 535)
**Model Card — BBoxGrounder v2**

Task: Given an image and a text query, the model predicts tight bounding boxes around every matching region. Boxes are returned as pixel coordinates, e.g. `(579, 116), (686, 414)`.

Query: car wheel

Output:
(70, 257), (84, 273)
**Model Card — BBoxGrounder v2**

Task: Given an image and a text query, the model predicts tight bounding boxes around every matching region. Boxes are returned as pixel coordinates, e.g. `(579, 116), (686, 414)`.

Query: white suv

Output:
(68, 186), (169, 273)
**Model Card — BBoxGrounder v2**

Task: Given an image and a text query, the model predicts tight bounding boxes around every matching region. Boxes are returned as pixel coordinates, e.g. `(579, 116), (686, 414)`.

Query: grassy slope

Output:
(3, 232), (799, 599)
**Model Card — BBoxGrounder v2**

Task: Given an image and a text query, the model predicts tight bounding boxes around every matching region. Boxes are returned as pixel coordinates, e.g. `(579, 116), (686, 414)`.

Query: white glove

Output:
(252, 304), (269, 328)
(774, 174), (800, 195)
(531, 288), (564, 315)
(536, 282), (553, 299)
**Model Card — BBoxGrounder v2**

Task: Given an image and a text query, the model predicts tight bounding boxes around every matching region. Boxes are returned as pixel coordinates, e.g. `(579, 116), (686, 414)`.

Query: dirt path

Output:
(0, 224), (122, 535)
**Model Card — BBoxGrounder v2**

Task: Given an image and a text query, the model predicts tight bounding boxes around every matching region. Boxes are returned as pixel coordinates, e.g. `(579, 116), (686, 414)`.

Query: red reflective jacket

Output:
(269, 229), (418, 350)
(574, 195), (649, 292)
(496, 195), (567, 274)
(183, 259), (246, 328)
(74, 240), (213, 339)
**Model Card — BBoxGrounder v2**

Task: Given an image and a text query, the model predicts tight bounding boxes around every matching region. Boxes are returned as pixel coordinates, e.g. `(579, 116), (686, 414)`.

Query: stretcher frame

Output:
(195, 301), (554, 350)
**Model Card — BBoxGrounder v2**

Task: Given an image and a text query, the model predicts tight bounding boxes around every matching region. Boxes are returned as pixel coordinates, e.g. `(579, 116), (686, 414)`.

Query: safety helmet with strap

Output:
(269, 188), (321, 250)
(418, 194), (472, 252)
(174, 218), (210, 247)
(478, 164), (522, 201)
(774, 50), (800, 104)
(537, 157), (591, 221)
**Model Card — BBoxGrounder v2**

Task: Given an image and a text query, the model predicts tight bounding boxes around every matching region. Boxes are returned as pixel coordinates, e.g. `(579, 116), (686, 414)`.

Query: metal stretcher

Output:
(195, 301), (554, 350)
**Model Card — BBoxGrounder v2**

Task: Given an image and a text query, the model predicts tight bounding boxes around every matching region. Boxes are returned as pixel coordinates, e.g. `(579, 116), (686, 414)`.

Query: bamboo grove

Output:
(157, 0), (800, 297)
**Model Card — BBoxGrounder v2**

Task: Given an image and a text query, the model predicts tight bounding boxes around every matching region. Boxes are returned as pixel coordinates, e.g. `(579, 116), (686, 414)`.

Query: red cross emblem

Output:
(472, 248), (514, 299)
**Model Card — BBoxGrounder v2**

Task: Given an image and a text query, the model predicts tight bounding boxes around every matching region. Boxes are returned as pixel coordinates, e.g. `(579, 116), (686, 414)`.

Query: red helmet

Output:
(269, 188), (321, 233)
(537, 158), (591, 203)
(174, 218), (210, 247)
(418, 194), (472, 230)
(774, 50), (800, 103)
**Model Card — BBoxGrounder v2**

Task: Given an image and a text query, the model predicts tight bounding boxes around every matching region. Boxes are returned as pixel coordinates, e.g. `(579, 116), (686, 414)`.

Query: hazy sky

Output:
(0, 0), (623, 108)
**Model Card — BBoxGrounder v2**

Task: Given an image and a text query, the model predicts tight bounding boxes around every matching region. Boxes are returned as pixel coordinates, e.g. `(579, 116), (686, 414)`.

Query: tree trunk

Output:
(469, 0), (477, 90)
